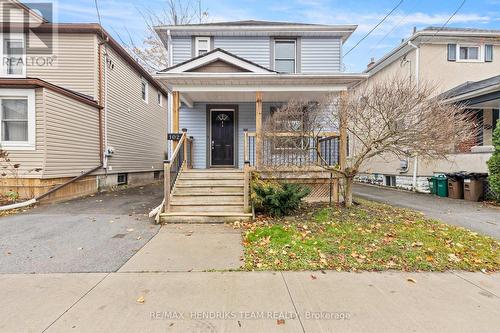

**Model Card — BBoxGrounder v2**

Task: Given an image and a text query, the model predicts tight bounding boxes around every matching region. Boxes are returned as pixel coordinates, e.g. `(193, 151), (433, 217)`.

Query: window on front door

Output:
(274, 40), (296, 73)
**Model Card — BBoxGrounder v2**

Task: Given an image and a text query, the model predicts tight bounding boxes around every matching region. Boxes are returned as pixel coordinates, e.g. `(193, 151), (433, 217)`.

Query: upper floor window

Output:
(195, 37), (210, 56)
(274, 39), (296, 73)
(0, 89), (35, 150)
(459, 45), (480, 61)
(1, 33), (26, 77)
(448, 44), (493, 63)
(157, 91), (162, 106)
(141, 79), (148, 103)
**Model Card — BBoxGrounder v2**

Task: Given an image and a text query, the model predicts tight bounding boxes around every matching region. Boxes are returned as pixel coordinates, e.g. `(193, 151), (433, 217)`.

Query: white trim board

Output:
(162, 50), (272, 74)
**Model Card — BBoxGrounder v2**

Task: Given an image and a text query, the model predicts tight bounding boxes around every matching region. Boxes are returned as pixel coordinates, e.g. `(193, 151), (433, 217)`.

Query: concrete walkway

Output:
(1, 271), (499, 333)
(354, 183), (500, 239)
(119, 224), (243, 272)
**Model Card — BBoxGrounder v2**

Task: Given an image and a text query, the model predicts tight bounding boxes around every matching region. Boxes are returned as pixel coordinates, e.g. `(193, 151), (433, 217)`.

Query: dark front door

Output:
(211, 109), (235, 166)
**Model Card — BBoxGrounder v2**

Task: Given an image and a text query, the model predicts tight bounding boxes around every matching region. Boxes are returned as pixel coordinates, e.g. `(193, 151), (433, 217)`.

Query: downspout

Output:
(408, 40), (420, 191)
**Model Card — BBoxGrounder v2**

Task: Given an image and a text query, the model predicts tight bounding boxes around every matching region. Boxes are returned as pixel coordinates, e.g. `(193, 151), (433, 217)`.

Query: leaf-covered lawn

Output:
(242, 200), (500, 272)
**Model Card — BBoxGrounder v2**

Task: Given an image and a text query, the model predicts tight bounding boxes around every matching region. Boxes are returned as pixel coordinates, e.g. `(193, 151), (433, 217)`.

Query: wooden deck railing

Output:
(164, 129), (193, 212)
(243, 130), (340, 169)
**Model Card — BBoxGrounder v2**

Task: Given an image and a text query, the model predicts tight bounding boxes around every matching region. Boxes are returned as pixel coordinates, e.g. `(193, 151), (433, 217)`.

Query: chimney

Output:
(413, 26), (417, 34)
(367, 57), (376, 69)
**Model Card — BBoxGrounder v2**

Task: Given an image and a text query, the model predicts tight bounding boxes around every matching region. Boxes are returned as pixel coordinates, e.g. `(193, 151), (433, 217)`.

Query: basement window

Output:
(117, 173), (128, 185)
(153, 171), (160, 180)
(385, 175), (396, 187)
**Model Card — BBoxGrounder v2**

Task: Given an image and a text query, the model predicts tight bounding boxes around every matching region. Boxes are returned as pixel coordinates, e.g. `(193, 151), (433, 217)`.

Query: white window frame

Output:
(0, 89), (36, 150)
(141, 79), (148, 103)
(195, 37), (210, 57)
(157, 91), (162, 106)
(456, 44), (483, 63)
(0, 32), (27, 78)
(273, 39), (297, 73)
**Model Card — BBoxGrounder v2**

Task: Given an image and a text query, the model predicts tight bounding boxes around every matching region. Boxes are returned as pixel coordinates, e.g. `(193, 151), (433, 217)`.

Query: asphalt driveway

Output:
(354, 183), (500, 239)
(0, 183), (163, 273)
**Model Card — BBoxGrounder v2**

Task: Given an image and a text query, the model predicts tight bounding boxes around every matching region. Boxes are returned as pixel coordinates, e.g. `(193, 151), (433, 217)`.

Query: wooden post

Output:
(243, 161), (250, 213)
(189, 136), (194, 169)
(182, 129), (188, 170)
(243, 128), (249, 163)
(172, 91), (180, 151)
(255, 92), (263, 169)
(164, 161), (171, 212)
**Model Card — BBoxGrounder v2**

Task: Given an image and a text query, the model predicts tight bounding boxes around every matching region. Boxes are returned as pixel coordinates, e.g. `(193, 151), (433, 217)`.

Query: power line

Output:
(421, 0), (467, 43)
(344, 0), (404, 57)
(369, 9), (409, 55)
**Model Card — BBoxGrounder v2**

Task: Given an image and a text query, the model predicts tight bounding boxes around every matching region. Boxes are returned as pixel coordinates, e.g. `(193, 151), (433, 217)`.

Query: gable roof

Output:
(441, 75), (500, 101)
(159, 48), (276, 74)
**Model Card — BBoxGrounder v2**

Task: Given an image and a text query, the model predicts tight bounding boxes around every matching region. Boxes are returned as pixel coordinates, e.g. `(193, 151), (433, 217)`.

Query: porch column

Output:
(255, 91), (263, 168)
(172, 91), (180, 150)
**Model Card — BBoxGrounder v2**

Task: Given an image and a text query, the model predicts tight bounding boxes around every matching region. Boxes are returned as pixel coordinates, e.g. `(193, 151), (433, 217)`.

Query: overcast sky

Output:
(51, 0), (500, 72)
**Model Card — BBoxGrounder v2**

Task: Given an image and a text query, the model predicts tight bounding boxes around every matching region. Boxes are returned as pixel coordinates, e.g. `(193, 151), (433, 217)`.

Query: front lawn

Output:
(242, 200), (500, 272)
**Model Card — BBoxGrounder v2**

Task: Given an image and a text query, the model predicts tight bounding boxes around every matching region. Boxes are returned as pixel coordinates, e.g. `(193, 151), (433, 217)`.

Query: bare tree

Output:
(264, 77), (477, 207)
(119, 0), (209, 73)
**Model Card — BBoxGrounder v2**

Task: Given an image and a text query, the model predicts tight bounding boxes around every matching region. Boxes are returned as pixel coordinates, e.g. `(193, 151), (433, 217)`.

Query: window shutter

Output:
(447, 44), (457, 61)
(485, 44), (493, 62)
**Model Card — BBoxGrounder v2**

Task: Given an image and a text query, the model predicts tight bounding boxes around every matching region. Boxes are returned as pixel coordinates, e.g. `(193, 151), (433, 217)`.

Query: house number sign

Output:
(167, 133), (183, 141)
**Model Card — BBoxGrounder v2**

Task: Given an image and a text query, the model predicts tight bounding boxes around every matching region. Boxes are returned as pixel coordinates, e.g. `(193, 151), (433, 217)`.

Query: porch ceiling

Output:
(155, 73), (368, 104)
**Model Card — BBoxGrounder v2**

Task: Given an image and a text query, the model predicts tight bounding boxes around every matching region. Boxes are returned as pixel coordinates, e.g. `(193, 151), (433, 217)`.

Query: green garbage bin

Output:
(428, 177), (437, 195)
(435, 175), (448, 197)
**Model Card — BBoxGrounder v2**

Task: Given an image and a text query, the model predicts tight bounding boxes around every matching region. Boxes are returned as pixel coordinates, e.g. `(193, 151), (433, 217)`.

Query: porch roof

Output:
(154, 72), (368, 105)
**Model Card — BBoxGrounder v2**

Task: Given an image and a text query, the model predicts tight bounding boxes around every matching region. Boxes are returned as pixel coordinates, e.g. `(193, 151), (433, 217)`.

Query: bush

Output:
(251, 173), (311, 216)
(487, 120), (500, 202)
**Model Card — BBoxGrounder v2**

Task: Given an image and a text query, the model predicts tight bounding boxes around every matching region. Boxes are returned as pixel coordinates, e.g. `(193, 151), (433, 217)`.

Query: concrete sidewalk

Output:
(354, 183), (500, 239)
(1, 271), (499, 333)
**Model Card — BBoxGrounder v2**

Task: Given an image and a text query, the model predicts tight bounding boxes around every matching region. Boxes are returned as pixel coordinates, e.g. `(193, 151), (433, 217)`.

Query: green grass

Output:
(243, 199), (500, 272)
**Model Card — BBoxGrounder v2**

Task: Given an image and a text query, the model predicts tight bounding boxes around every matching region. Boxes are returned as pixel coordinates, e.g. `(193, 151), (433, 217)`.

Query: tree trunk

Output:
(344, 176), (354, 208)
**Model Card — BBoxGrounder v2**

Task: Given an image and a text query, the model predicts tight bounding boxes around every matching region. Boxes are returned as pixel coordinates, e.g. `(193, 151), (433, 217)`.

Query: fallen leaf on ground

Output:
(77, 247), (83, 250)
(127, 228), (134, 232)
(277, 319), (285, 325)
(136, 296), (145, 304)
(310, 274), (317, 280)
(407, 278), (417, 283)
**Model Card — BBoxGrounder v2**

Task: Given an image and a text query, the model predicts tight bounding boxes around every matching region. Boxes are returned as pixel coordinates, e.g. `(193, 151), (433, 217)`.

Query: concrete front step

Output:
(160, 212), (252, 224)
(169, 205), (245, 213)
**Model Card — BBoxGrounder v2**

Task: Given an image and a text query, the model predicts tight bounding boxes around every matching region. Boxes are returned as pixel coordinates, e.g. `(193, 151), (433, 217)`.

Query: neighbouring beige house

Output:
(356, 27), (499, 191)
(0, 1), (168, 202)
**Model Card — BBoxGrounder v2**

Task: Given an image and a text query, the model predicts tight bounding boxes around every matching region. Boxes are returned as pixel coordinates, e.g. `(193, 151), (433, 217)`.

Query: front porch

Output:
(154, 50), (365, 222)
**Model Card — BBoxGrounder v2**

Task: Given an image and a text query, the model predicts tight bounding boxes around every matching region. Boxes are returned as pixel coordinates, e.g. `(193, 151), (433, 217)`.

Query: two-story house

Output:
(153, 20), (367, 222)
(356, 27), (500, 192)
(0, 1), (168, 203)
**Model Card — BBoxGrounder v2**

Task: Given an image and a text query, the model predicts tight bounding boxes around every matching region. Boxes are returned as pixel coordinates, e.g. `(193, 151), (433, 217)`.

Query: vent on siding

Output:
(117, 173), (128, 185)
(153, 171), (160, 180)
